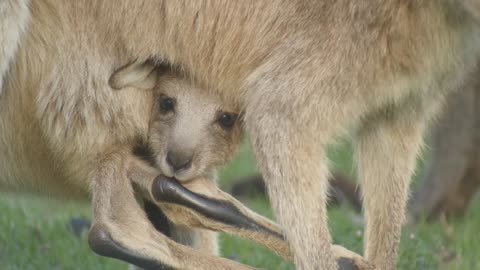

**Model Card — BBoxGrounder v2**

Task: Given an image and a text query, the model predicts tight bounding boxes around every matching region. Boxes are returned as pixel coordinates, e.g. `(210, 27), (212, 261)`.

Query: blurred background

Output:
(1, 75), (479, 270)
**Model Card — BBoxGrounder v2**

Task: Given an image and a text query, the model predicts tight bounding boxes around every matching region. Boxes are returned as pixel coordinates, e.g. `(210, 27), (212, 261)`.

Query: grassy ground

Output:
(0, 141), (479, 269)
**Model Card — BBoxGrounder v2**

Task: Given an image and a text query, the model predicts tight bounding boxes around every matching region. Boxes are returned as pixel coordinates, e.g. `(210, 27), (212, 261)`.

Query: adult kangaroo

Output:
(2, 1), (480, 269)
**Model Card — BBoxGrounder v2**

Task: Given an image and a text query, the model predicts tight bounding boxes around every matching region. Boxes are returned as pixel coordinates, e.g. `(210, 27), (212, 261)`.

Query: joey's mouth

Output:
(161, 174), (198, 186)
(174, 167), (210, 183)
(158, 157), (204, 182)
(159, 164), (194, 182)
(172, 170), (196, 182)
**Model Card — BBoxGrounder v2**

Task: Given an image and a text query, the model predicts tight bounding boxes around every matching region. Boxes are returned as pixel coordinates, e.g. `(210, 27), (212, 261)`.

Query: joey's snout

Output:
(166, 149), (193, 173)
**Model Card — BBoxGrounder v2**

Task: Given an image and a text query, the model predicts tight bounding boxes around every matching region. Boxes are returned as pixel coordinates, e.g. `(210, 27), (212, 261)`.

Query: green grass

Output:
(0, 141), (479, 269)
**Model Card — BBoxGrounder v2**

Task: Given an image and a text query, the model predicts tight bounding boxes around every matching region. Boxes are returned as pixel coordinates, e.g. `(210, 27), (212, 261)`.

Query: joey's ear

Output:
(109, 61), (157, 90)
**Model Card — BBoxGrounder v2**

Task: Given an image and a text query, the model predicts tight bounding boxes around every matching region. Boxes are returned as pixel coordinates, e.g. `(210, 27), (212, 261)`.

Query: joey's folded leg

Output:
(89, 158), (259, 270)
(128, 158), (370, 269)
(152, 175), (293, 261)
(126, 158), (291, 260)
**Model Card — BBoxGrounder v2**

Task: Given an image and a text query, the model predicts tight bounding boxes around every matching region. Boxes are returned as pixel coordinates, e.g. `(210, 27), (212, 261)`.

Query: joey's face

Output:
(148, 75), (242, 182)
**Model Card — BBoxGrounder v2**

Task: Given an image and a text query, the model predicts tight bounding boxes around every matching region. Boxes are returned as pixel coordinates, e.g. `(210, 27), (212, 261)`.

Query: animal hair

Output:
(1, 1), (480, 269)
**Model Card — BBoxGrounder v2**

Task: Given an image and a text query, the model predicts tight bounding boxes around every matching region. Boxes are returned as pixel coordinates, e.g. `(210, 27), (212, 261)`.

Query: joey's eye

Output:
(159, 95), (175, 113)
(217, 112), (238, 130)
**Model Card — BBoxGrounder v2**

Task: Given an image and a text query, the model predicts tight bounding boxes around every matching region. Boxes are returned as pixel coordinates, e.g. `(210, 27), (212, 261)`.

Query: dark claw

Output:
(337, 257), (366, 270)
(88, 224), (174, 270)
(152, 175), (284, 240)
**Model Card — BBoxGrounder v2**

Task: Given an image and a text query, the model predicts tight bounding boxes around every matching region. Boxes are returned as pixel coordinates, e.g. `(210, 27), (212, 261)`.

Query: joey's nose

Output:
(166, 151), (192, 172)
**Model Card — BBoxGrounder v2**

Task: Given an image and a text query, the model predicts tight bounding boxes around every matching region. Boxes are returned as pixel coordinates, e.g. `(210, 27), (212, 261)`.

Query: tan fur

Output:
(2, 1), (480, 269)
(0, 0), (30, 95)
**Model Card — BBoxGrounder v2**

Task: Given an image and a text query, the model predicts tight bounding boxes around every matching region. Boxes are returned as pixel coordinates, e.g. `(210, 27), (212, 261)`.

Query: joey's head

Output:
(149, 75), (242, 181)
(109, 62), (243, 182)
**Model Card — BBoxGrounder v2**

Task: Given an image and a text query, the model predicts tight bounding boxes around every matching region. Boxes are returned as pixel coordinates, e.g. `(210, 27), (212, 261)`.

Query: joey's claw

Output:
(151, 175), (283, 240)
(89, 224), (173, 270)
